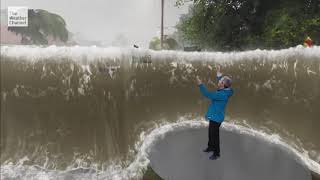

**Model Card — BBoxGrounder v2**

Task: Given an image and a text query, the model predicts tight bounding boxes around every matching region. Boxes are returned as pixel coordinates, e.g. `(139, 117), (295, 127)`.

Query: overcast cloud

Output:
(1, 0), (190, 47)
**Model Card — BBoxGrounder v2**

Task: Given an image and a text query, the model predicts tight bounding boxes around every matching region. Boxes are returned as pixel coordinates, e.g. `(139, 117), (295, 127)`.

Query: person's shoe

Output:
(203, 147), (214, 153)
(209, 154), (220, 160)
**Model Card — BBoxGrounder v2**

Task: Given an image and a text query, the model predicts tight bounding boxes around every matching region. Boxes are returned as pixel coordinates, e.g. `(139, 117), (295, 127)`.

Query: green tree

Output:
(263, 6), (320, 48)
(149, 37), (161, 50)
(149, 36), (180, 50)
(8, 9), (69, 45)
(176, 0), (320, 50)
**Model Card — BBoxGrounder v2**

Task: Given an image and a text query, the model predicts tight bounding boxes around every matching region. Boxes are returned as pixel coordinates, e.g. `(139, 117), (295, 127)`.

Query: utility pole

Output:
(161, 0), (164, 49)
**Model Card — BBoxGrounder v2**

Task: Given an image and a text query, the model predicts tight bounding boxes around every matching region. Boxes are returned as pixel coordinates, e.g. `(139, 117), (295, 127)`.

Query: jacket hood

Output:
(222, 88), (233, 97)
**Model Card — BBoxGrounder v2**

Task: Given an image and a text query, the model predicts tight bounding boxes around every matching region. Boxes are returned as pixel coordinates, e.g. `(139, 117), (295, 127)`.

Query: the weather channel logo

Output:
(8, 7), (28, 27)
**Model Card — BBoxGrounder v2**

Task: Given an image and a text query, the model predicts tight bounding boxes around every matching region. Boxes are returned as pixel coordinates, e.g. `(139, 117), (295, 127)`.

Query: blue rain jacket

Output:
(198, 75), (233, 123)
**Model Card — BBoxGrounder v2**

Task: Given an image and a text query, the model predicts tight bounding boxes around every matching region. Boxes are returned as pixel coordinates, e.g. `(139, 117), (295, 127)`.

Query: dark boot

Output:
(203, 147), (214, 152)
(209, 153), (220, 160)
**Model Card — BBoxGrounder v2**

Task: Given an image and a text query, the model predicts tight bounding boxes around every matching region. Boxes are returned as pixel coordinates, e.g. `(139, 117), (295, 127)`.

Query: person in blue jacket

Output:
(196, 65), (233, 160)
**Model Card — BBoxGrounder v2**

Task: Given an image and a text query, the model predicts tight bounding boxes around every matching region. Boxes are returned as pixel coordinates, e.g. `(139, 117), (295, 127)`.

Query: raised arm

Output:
(196, 76), (210, 98)
(216, 65), (223, 82)
(198, 83), (211, 99)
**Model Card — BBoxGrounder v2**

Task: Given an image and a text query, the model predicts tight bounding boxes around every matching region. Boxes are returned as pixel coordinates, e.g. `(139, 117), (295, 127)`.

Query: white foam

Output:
(2, 118), (319, 179)
(1, 45), (320, 63)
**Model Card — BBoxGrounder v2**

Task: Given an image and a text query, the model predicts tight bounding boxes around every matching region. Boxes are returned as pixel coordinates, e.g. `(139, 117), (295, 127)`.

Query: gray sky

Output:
(1, 0), (190, 47)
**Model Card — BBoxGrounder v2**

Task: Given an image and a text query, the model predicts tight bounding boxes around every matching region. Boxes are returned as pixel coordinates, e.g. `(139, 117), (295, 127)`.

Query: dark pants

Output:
(208, 120), (221, 156)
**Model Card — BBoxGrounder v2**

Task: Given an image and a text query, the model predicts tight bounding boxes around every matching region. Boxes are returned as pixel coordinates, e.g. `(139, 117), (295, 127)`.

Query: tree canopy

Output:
(149, 35), (180, 50)
(176, 0), (320, 50)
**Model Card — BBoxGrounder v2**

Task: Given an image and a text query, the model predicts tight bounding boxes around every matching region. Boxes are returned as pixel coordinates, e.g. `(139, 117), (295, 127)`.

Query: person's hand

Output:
(196, 76), (202, 85)
(216, 64), (223, 77)
(216, 65), (221, 73)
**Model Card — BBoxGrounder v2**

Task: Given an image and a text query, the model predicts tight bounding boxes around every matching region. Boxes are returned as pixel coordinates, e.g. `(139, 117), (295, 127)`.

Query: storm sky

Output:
(1, 0), (190, 47)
